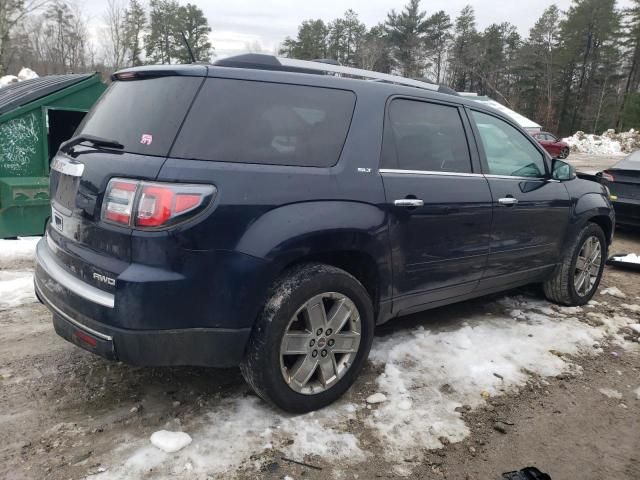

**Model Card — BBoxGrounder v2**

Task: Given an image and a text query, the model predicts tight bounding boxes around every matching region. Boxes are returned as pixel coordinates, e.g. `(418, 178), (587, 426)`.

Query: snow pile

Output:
(365, 296), (612, 455)
(563, 129), (640, 155)
(0, 67), (38, 88)
(0, 237), (39, 268)
(96, 293), (640, 478)
(18, 67), (38, 81)
(611, 253), (640, 265)
(0, 271), (36, 309)
(0, 75), (18, 87)
(150, 431), (192, 453)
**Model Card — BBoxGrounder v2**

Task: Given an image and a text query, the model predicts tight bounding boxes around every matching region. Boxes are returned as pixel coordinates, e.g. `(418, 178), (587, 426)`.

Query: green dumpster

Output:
(0, 73), (106, 238)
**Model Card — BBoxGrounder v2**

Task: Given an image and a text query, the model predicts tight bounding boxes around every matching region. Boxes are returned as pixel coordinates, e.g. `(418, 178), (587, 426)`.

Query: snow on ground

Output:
(0, 237), (40, 268)
(599, 388), (623, 399)
(562, 129), (640, 155)
(95, 293), (638, 479)
(601, 286), (627, 298)
(611, 253), (640, 265)
(0, 271), (36, 309)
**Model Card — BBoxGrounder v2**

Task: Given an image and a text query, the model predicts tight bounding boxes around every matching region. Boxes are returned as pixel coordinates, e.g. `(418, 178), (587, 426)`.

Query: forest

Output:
(2, 0), (640, 135)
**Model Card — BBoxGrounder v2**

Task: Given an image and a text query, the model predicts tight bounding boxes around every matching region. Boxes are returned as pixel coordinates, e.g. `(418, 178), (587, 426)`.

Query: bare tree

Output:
(101, 0), (128, 69)
(0, 0), (49, 74)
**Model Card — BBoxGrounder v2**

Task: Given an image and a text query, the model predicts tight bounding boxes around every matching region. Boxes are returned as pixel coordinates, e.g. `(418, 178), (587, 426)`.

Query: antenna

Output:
(181, 32), (196, 64)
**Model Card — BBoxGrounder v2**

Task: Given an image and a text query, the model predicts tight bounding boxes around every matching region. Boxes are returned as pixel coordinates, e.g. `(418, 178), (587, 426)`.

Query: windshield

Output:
(77, 76), (203, 157)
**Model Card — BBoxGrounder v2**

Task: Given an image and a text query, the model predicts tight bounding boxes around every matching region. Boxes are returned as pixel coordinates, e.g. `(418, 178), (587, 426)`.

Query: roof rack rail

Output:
(213, 54), (441, 92)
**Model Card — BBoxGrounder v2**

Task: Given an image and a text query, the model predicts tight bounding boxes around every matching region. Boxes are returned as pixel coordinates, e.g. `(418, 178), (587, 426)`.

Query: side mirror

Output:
(551, 159), (576, 181)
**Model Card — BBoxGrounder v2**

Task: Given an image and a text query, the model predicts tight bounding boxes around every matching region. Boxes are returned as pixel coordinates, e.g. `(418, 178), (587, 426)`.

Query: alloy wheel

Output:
(574, 235), (602, 297)
(279, 292), (361, 395)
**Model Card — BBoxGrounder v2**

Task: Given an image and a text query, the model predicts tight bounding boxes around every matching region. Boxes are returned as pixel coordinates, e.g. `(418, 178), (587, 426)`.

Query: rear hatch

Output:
(48, 72), (205, 289)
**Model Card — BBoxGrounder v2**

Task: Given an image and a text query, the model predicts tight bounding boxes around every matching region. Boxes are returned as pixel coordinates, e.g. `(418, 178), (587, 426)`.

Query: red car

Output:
(532, 132), (570, 159)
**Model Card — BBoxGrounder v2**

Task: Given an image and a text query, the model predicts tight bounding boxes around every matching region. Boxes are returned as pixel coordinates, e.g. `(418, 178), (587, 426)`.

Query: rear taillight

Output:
(602, 171), (615, 182)
(102, 178), (216, 228)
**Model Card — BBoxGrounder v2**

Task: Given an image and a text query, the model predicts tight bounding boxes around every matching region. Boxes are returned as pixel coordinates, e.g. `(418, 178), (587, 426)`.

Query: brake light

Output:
(102, 178), (216, 228)
(602, 171), (615, 182)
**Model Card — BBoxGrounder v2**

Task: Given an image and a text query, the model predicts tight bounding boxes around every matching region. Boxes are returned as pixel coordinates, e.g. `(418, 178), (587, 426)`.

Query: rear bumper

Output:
(35, 238), (252, 367)
(612, 198), (640, 227)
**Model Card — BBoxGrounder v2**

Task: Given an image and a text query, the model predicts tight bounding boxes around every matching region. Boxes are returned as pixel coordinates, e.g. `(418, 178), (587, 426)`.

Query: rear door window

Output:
(170, 78), (356, 167)
(382, 98), (472, 173)
(77, 76), (203, 157)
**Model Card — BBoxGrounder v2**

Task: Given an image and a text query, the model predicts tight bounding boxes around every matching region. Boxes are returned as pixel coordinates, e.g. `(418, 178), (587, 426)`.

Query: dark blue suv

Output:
(35, 54), (614, 412)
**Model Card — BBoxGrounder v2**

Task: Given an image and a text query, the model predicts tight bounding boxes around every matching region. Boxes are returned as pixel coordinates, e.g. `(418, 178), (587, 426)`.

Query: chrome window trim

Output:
(378, 169), (547, 182)
(36, 239), (115, 308)
(484, 174), (546, 181)
(379, 168), (483, 178)
(34, 277), (113, 341)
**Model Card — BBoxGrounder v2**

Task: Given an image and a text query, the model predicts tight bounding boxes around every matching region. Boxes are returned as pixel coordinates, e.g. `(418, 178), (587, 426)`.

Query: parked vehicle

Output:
(532, 131), (570, 159)
(34, 55), (615, 413)
(597, 151), (640, 227)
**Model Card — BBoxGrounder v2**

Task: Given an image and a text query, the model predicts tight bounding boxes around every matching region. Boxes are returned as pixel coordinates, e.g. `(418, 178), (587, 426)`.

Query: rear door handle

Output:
(498, 197), (518, 206)
(394, 199), (424, 207)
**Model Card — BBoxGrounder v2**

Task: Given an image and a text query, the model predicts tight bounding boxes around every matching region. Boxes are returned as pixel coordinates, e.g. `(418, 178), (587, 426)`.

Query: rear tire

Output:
(543, 223), (606, 306)
(240, 263), (374, 413)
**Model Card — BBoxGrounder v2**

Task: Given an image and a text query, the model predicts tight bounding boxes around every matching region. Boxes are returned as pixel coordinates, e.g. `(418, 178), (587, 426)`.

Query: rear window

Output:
(170, 78), (356, 167)
(77, 77), (202, 157)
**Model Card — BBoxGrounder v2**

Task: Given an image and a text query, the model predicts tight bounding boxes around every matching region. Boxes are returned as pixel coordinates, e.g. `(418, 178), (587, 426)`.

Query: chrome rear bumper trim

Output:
(36, 238), (115, 308)
(35, 276), (113, 341)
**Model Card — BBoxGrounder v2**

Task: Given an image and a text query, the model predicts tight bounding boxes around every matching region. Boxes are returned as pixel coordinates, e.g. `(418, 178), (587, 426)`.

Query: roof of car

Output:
(113, 55), (526, 129)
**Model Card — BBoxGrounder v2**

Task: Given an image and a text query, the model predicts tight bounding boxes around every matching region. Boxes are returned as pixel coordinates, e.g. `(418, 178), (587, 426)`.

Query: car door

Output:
(467, 109), (571, 288)
(380, 97), (493, 313)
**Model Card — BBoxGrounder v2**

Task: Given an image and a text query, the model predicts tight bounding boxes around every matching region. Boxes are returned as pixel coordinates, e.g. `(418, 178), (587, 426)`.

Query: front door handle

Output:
(394, 198), (424, 207)
(498, 197), (519, 206)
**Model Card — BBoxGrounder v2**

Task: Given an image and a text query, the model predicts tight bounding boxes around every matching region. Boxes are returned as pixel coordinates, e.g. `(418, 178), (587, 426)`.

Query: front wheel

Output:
(240, 263), (374, 413)
(559, 147), (570, 159)
(543, 223), (606, 306)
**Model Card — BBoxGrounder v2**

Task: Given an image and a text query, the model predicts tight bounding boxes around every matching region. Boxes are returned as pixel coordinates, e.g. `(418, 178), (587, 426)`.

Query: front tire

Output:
(559, 147), (570, 159)
(543, 223), (606, 306)
(240, 263), (374, 413)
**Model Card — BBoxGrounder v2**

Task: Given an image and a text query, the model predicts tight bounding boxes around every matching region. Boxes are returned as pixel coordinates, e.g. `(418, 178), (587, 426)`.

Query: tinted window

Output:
(471, 111), (546, 178)
(383, 99), (472, 173)
(171, 79), (356, 167)
(78, 77), (202, 157)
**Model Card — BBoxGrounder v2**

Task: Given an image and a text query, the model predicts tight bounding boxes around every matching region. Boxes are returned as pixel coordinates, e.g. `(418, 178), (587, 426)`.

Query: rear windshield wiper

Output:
(60, 134), (124, 154)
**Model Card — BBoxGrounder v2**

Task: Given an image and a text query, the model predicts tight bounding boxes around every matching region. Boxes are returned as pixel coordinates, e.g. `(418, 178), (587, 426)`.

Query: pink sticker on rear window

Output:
(140, 134), (153, 145)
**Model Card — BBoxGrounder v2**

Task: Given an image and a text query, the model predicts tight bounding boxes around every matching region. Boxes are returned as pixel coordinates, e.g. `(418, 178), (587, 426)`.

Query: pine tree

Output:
(424, 11), (452, 83)
(145, 0), (179, 64)
(449, 5), (479, 91)
(279, 20), (328, 59)
(124, 0), (146, 67)
(173, 3), (212, 63)
(385, 0), (428, 77)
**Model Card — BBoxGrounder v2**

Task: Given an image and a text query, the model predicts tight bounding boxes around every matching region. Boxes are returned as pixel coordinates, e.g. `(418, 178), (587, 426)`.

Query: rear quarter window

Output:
(170, 79), (356, 167)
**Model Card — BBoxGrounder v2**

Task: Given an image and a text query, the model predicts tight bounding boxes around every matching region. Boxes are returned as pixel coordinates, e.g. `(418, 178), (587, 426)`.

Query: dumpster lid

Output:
(0, 73), (95, 116)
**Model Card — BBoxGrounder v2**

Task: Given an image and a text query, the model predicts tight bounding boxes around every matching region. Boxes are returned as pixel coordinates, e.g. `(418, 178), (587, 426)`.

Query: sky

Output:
(79, 0), (634, 59)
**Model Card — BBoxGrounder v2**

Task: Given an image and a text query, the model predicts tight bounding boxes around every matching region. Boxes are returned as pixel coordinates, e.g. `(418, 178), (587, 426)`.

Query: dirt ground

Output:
(565, 151), (624, 174)
(1, 231), (639, 480)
